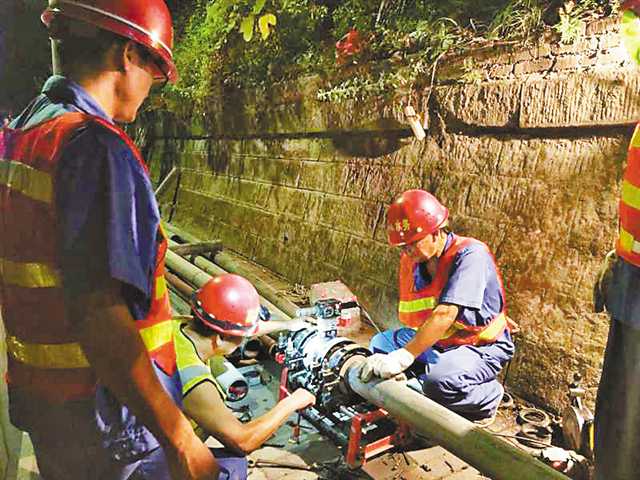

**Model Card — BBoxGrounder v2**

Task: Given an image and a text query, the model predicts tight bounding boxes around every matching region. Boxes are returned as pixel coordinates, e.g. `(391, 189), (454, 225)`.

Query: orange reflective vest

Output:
(0, 112), (175, 407)
(617, 124), (640, 266)
(398, 235), (509, 349)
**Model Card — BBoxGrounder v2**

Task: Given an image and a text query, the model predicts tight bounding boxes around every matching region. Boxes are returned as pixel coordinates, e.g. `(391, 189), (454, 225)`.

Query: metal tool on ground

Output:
(562, 373), (594, 459)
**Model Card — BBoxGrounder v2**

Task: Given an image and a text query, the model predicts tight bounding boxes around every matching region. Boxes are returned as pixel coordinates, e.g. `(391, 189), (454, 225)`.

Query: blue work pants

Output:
(370, 328), (510, 420)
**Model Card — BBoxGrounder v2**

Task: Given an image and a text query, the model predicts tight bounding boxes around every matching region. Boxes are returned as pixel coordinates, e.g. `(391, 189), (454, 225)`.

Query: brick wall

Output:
(144, 17), (637, 411)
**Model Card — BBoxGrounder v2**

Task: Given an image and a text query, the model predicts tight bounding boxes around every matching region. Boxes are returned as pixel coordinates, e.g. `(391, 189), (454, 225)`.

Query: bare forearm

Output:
(75, 286), (193, 450)
(405, 305), (458, 357)
(235, 396), (299, 453)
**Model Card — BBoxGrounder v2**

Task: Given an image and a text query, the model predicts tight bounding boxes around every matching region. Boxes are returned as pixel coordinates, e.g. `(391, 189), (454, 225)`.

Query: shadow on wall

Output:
(331, 117), (412, 158)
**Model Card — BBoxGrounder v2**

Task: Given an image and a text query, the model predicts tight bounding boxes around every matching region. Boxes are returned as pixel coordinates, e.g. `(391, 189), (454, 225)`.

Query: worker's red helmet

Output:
(191, 274), (261, 337)
(41, 0), (177, 83)
(386, 189), (449, 246)
(623, 0), (640, 15)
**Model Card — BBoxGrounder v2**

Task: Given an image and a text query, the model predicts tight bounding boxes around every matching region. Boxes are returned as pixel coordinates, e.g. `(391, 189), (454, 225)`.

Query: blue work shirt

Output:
(11, 75), (160, 319)
(11, 75), (163, 459)
(607, 257), (640, 329)
(414, 233), (514, 353)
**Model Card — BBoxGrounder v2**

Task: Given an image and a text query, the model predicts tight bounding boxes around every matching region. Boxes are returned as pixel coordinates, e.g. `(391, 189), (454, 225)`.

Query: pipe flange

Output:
(499, 391), (515, 409)
(516, 423), (553, 449)
(518, 407), (551, 428)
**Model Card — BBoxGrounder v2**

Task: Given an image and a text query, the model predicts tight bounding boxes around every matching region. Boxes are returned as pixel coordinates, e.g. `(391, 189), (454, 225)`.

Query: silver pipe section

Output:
(345, 361), (568, 480)
(164, 235), (291, 321)
(162, 222), (300, 317)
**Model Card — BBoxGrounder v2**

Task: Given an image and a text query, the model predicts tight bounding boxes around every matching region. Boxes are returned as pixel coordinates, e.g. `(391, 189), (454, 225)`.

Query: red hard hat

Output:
(191, 274), (260, 337)
(386, 189), (449, 246)
(41, 0), (177, 83)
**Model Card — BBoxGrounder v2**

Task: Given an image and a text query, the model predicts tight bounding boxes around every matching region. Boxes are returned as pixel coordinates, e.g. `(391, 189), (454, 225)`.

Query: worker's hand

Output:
(289, 388), (316, 411)
(593, 250), (617, 313)
(359, 348), (415, 382)
(166, 433), (219, 480)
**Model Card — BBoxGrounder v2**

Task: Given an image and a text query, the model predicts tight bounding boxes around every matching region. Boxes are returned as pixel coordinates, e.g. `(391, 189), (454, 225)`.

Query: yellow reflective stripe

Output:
(441, 313), (507, 341)
(155, 276), (167, 300)
(139, 320), (173, 352)
(398, 296), (437, 314)
(631, 126), (640, 148)
(619, 226), (640, 254)
(0, 258), (61, 288)
(622, 180), (640, 211)
(0, 160), (52, 204)
(477, 313), (507, 341)
(182, 374), (214, 396)
(6, 335), (89, 369)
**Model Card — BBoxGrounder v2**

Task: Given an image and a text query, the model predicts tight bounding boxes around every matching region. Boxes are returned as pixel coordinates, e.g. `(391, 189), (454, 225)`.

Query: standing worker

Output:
(148, 274), (315, 479)
(593, 2), (640, 478)
(0, 0), (217, 478)
(360, 189), (515, 424)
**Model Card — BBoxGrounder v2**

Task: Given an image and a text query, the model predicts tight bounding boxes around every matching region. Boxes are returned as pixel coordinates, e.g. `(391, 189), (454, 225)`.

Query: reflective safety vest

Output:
(0, 112), (175, 406)
(398, 235), (509, 349)
(617, 124), (640, 266)
(174, 322), (225, 400)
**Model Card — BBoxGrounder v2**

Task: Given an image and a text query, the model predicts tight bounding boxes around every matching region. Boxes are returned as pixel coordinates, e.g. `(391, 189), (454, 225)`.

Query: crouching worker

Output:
(176, 274), (315, 479)
(360, 190), (516, 424)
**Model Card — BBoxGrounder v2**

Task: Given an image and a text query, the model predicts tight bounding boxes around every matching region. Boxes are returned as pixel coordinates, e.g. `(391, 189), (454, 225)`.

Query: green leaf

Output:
(258, 13), (276, 40)
(240, 15), (255, 42)
(252, 0), (266, 15)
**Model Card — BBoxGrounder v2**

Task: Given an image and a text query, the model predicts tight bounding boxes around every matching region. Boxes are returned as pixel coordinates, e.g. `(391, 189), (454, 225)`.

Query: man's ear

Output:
(111, 40), (135, 74)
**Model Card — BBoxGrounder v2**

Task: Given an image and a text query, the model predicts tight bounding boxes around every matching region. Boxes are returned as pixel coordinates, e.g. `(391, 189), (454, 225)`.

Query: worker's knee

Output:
(421, 372), (468, 402)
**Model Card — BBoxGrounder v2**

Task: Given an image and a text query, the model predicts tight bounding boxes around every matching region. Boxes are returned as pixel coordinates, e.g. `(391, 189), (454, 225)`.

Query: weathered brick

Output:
(264, 185), (308, 218)
(552, 54), (581, 71)
(488, 63), (514, 79)
(514, 57), (554, 75)
(550, 36), (598, 55)
(319, 196), (382, 238)
(586, 17), (619, 36)
(598, 32), (622, 50)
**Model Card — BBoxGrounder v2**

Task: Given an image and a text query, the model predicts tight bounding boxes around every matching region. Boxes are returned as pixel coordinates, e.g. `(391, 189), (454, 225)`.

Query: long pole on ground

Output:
(345, 363), (568, 480)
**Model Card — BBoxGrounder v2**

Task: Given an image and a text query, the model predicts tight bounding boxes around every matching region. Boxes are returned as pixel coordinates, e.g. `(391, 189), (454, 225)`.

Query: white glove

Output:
(360, 348), (415, 382)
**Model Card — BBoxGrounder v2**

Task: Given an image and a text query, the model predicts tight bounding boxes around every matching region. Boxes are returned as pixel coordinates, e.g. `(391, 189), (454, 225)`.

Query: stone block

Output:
(264, 185), (308, 218)
(298, 161), (344, 194)
(319, 195), (382, 239)
(488, 63), (514, 79)
(514, 57), (554, 76)
(434, 81), (521, 128)
(551, 37), (598, 55)
(341, 237), (397, 285)
(553, 55), (582, 71)
(520, 70), (640, 128)
(598, 32), (622, 50)
(586, 17), (618, 36)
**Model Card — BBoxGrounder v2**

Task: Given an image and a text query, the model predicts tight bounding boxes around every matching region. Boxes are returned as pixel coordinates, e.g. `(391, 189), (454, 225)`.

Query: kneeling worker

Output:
(361, 189), (515, 423)
(175, 274), (315, 478)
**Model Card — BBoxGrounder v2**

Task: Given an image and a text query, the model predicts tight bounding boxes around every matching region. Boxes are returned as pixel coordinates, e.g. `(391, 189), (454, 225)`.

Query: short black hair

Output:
(49, 16), (127, 75)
